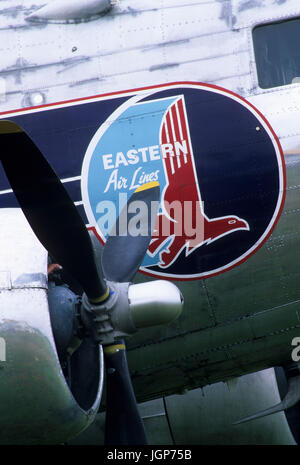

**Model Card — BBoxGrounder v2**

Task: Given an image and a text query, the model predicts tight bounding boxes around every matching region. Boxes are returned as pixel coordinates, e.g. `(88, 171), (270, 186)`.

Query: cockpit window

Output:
(253, 18), (300, 89)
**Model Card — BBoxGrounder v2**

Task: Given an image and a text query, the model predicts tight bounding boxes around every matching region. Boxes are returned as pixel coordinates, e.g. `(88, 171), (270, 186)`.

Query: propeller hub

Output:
(80, 279), (183, 345)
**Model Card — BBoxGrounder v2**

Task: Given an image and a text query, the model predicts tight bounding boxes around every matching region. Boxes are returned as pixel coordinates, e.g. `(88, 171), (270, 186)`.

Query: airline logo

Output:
(149, 95), (249, 269)
(81, 83), (285, 280)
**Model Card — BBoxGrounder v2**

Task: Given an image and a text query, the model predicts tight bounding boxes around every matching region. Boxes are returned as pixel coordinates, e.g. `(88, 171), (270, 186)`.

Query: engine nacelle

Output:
(0, 209), (103, 444)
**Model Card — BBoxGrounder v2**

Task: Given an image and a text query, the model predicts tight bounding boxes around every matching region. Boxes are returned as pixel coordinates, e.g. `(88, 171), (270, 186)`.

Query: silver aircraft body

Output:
(0, 0), (300, 445)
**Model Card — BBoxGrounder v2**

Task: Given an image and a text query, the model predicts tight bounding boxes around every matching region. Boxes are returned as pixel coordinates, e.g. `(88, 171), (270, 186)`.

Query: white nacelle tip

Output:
(27, 0), (113, 22)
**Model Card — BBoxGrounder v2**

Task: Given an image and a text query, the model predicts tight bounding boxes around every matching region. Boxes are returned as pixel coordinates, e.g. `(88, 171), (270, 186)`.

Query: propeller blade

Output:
(104, 341), (148, 445)
(0, 121), (108, 302)
(102, 182), (160, 282)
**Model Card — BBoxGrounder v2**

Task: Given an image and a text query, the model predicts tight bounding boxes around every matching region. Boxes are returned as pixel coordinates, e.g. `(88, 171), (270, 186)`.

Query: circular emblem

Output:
(81, 82), (285, 280)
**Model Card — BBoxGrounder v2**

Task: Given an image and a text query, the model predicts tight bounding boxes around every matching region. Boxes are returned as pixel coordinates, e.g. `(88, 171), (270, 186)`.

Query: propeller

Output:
(103, 341), (148, 445)
(0, 120), (160, 444)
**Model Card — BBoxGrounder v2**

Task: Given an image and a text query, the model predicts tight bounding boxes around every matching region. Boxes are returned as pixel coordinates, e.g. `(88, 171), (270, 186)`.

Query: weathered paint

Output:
(1, 0), (300, 426)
